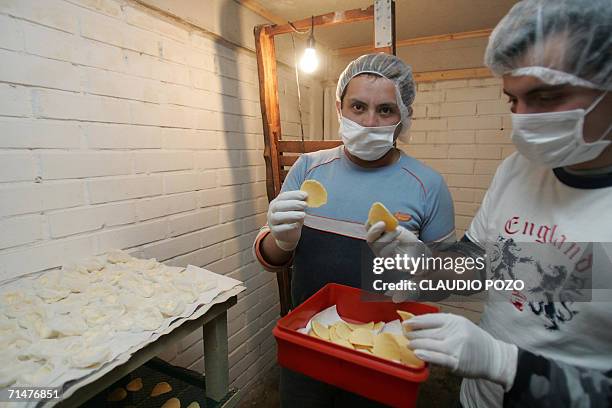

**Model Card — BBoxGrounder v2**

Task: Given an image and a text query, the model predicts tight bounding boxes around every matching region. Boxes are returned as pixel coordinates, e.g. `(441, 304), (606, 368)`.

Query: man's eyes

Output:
(506, 96), (517, 111)
(505, 92), (564, 112)
(351, 103), (396, 115)
(378, 106), (394, 115)
(532, 93), (558, 102)
(506, 94), (557, 103)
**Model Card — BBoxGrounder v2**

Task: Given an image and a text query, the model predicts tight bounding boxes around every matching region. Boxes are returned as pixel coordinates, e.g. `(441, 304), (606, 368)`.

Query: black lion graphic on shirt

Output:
(490, 237), (581, 330)
(489, 237), (535, 280)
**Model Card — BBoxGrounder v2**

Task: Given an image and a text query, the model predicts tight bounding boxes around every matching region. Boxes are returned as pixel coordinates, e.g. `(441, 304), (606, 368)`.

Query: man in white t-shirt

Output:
(367, 0), (612, 406)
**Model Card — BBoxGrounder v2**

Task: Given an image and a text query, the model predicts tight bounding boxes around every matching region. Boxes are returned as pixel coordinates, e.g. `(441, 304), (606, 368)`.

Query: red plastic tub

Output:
(273, 283), (439, 407)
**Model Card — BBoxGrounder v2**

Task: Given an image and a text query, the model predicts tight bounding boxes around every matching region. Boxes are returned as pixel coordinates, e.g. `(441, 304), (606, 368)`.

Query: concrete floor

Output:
(238, 364), (462, 407)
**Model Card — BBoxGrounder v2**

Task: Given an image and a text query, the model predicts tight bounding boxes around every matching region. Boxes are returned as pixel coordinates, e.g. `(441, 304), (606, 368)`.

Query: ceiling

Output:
(253, 0), (519, 50)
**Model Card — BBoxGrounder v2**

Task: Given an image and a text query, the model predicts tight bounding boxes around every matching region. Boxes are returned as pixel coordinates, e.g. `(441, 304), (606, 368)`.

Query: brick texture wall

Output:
(400, 77), (515, 238)
(0, 0), (312, 391)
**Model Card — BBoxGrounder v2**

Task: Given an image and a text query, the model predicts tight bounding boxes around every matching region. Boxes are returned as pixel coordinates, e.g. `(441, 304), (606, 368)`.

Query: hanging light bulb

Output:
(299, 39), (318, 73)
(299, 17), (318, 73)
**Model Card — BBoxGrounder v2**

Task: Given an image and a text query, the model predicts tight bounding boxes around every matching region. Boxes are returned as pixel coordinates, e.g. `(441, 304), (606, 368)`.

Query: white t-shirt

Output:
(461, 152), (612, 408)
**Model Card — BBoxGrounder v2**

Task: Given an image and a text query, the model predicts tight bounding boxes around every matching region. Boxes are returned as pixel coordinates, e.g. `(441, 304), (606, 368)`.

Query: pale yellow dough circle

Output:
(331, 337), (354, 349)
(329, 325), (341, 342)
(312, 321), (330, 340)
(347, 321), (374, 331)
(396, 310), (414, 322)
(397, 310), (415, 333)
(368, 202), (399, 232)
(372, 332), (400, 361)
(303, 316), (425, 369)
(349, 328), (374, 347)
(300, 180), (328, 208)
(398, 345), (425, 369)
(332, 321), (352, 340)
(392, 333), (409, 348)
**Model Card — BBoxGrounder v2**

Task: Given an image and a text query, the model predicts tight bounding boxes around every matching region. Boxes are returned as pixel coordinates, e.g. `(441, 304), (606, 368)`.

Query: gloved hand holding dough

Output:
(267, 190), (308, 251)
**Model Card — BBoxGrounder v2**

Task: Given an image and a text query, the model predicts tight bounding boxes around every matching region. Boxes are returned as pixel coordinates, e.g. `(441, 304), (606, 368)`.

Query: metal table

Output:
(55, 295), (239, 407)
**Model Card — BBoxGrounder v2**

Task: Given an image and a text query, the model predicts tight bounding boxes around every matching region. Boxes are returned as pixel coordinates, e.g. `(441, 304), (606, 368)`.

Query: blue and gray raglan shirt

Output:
(254, 145), (455, 307)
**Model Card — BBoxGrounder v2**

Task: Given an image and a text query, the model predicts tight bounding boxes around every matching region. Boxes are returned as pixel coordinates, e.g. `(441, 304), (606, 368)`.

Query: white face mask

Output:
(339, 116), (399, 161)
(511, 92), (612, 168)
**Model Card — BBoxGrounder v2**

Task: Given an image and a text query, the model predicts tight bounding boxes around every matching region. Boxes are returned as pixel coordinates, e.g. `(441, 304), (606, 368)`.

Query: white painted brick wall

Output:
(135, 192), (197, 221)
(48, 202), (135, 238)
(0, 181), (86, 217)
(0, 118), (82, 149)
(88, 175), (164, 204)
(37, 90), (133, 123)
(0, 151), (37, 182)
(0, 0), (291, 394)
(40, 151), (133, 180)
(0, 214), (44, 250)
(0, 14), (24, 51)
(0, 50), (81, 91)
(0, 84), (31, 118)
(401, 77), (515, 237)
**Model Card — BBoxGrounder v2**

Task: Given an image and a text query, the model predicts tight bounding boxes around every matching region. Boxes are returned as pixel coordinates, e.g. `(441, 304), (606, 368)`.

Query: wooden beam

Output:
(281, 169), (289, 182)
(335, 28), (493, 56)
(278, 140), (343, 153)
(236, 0), (286, 25)
(254, 25), (283, 200)
(400, 28), (492, 47)
(413, 67), (493, 83)
(279, 155), (299, 167)
(254, 24), (294, 317)
(267, 6), (374, 36)
(276, 265), (292, 317)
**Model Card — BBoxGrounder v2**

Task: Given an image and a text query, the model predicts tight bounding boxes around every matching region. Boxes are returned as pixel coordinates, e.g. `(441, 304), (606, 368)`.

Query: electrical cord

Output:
(290, 33), (306, 152)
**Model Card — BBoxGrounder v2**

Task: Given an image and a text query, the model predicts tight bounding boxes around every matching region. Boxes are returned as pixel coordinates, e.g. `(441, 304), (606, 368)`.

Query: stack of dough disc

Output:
(0, 249), (220, 388)
(307, 311), (424, 369)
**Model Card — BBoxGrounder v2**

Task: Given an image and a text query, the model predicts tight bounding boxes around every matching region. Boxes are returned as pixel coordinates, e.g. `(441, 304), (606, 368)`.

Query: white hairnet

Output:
(485, 0), (612, 90)
(336, 53), (415, 139)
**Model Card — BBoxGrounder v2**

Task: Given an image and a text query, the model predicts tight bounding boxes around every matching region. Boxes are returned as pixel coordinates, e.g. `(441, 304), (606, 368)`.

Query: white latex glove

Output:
(405, 313), (518, 391)
(267, 190), (308, 251)
(365, 221), (429, 259)
(366, 221), (430, 302)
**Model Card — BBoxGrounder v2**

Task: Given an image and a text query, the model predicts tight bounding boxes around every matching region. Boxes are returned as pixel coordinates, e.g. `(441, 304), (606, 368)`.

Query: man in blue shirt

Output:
(253, 53), (455, 407)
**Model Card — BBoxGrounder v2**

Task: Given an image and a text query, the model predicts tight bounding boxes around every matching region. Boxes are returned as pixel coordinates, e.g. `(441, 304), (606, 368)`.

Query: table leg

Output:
(203, 311), (229, 401)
